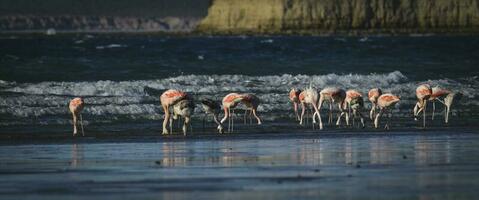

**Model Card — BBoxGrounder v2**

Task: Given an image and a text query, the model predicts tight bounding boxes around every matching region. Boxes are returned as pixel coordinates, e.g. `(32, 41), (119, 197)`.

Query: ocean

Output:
(1, 35), (478, 134)
(1, 34), (479, 199)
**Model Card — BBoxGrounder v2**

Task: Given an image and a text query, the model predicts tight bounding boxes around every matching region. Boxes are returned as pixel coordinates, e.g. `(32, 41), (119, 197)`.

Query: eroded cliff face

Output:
(197, 0), (479, 34)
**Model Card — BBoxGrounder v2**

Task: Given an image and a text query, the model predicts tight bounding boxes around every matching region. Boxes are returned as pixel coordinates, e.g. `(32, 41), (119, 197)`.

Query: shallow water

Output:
(1, 132), (478, 199)
(1, 35), (478, 133)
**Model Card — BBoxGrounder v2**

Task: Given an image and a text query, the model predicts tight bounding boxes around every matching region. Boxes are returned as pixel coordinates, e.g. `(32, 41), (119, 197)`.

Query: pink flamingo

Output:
(413, 84), (432, 128)
(368, 88), (382, 120)
(298, 87), (322, 129)
(160, 89), (190, 135)
(69, 97), (85, 136)
(345, 89), (365, 128)
(430, 87), (463, 123)
(318, 87), (347, 127)
(220, 93), (261, 133)
(374, 94), (400, 129)
(289, 88), (302, 121)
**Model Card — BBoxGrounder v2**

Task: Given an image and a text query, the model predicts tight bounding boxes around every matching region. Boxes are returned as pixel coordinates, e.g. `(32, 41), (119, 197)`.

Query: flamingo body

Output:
(430, 86), (462, 123)
(368, 88), (383, 120)
(221, 93), (262, 133)
(171, 98), (195, 135)
(69, 97), (85, 136)
(289, 88), (302, 121)
(346, 89), (365, 128)
(414, 84), (432, 127)
(160, 89), (189, 107)
(374, 94), (400, 129)
(318, 87), (347, 127)
(160, 89), (191, 135)
(298, 88), (322, 129)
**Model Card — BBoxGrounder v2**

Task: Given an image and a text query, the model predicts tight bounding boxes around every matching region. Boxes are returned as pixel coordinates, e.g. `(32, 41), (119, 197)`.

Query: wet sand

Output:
(1, 130), (479, 199)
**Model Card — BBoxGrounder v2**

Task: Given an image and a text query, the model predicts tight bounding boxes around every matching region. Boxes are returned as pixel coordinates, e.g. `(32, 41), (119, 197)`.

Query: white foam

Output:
(96, 44), (127, 49)
(260, 39), (274, 43)
(0, 71), (477, 125)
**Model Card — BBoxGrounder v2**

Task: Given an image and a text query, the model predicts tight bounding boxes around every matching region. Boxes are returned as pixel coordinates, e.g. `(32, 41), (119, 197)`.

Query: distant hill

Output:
(0, 0), (209, 17)
(0, 0), (208, 33)
(0, 15), (199, 33)
(196, 0), (479, 35)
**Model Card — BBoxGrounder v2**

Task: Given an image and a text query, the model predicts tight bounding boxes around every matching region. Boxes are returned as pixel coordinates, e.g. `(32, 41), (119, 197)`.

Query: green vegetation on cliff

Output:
(197, 0), (479, 34)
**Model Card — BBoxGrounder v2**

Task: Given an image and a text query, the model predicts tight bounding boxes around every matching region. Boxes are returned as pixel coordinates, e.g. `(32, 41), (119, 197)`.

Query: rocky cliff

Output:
(0, 15), (199, 33)
(197, 0), (479, 34)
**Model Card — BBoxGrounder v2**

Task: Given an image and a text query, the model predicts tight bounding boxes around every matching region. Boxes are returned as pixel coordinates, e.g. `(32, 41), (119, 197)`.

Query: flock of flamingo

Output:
(68, 84), (462, 136)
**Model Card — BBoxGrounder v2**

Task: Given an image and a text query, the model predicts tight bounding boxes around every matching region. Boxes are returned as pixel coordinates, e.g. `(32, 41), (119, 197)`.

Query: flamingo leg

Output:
(169, 114), (173, 135)
(343, 103), (349, 126)
(312, 104), (316, 130)
(249, 110), (253, 125)
(72, 113), (77, 136)
(374, 108), (384, 129)
(445, 105), (450, 124)
(348, 103), (352, 126)
(79, 114), (85, 136)
(414, 102), (424, 121)
(310, 103), (317, 125)
(252, 108), (262, 125)
(213, 113), (224, 134)
(437, 99), (446, 105)
(432, 100), (435, 120)
(369, 103), (376, 121)
(328, 101), (333, 125)
(162, 105), (170, 135)
(299, 102), (306, 125)
(312, 106), (316, 125)
(293, 102), (298, 121)
(423, 100), (427, 128)
(356, 109), (365, 128)
(183, 117), (190, 136)
(336, 112), (344, 126)
(311, 102), (322, 130)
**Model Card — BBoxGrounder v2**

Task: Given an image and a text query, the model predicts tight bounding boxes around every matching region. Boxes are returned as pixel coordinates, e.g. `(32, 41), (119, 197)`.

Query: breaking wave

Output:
(0, 71), (478, 127)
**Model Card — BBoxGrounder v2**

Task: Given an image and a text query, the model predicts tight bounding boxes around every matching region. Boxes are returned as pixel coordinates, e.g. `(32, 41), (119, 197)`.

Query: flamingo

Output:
(345, 89), (365, 128)
(289, 88), (302, 121)
(160, 89), (190, 135)
(220, 93), (262, 133)
(200, 98), (224, 133)
(430, 87), (463, 123)
(318, 87), (347, 127)
(374, 94), (400, 129)
(368, 88), (382, 120)
(171, 98), (195, 136)
(413, 84), (432, 128)
(298, 87), (322, 129)
(69, 97), (85, 136)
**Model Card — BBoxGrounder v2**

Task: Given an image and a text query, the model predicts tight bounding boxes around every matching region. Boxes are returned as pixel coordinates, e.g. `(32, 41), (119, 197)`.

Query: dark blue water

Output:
(0, 35), (478, 133)
(1, 35), (478, 82)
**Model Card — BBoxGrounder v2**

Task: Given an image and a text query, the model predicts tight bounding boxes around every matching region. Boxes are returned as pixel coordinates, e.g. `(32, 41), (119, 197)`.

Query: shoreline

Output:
(2, 30), (479, 37)
(1, 126), (477, 145)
